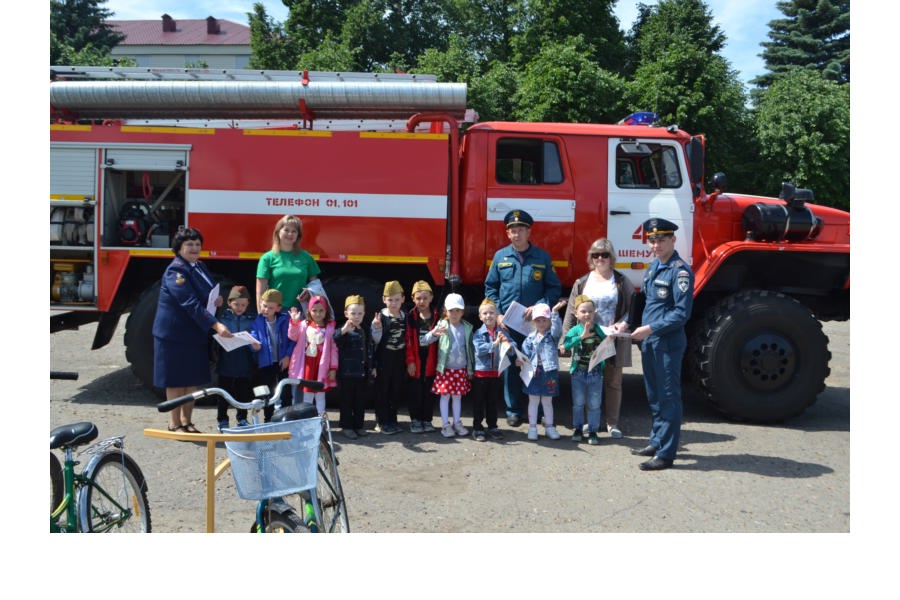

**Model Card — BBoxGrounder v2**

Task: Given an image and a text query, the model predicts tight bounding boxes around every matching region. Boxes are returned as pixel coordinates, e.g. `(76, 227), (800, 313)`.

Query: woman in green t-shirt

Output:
(256, 215), (322, 312)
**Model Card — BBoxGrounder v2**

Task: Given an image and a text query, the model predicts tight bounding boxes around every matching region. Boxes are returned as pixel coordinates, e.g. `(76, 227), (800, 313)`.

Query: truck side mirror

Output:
(687, 136), (704, 196)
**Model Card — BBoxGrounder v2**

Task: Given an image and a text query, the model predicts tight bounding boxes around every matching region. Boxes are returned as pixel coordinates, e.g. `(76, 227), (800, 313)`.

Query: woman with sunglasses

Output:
(560, 238), (634, 439)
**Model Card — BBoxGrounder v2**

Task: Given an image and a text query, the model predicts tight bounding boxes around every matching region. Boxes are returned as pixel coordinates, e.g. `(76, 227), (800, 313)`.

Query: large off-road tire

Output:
(124, 282), (162, 396)
(321, 275), (383, 323)
(692, 290), (830, 423)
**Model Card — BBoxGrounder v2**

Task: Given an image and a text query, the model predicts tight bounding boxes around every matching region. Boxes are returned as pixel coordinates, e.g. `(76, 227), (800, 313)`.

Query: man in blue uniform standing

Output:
(627, 218), (694, 471)
(485, 209), (562, 427)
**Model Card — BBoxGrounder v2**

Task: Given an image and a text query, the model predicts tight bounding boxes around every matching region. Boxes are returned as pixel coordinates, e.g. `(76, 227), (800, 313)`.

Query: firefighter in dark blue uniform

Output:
(628, 218), (694, 471)
(485, 209), (562, 426)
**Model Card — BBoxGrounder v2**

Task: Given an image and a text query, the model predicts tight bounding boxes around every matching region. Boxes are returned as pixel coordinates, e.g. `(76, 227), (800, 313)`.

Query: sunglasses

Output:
(590, 252), (611, 259)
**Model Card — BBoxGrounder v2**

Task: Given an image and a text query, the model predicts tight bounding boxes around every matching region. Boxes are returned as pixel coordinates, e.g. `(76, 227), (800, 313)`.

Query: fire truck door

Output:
(605, 138), (694, 289)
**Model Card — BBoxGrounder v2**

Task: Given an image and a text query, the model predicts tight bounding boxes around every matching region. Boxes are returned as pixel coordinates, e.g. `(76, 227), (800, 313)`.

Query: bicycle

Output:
(50, 371), (151, 533)
(156, 377), (349, 533)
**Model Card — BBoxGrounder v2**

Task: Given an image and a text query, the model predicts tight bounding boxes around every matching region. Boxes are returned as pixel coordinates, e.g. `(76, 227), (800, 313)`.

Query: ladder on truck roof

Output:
(50, 65), (471, 130)
(50, 65), (439, 83)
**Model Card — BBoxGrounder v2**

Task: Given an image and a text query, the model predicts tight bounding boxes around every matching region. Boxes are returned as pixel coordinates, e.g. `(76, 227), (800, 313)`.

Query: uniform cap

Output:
(261, 288), (283, 304)
(504, 209), (534, 228)
(644, 218), (678, 238)
(444, 293), (465, 311)
(344, 294), (365, 308)
(411, 280), (433, 296)
(531, 303), (551, 320)
(383, 280), (404, 297)
(227, 285), (249, 301)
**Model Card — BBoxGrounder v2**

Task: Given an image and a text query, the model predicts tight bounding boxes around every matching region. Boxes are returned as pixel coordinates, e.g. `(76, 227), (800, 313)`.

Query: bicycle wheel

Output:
(315, 437), (349, 532)
(50, 452), (64, 513)
(78, 451), (151, 532)
(262, 506), (310, 533)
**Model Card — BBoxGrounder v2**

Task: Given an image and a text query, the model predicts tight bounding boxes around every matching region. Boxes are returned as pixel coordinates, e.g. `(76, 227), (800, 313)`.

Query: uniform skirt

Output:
(524, 365), (559, 397)
(431, 368), (471, 396)
(153, 337), (211, 388)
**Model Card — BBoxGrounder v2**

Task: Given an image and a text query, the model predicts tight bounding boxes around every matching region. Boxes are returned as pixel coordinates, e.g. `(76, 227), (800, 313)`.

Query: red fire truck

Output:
(50, 66), (849, 422)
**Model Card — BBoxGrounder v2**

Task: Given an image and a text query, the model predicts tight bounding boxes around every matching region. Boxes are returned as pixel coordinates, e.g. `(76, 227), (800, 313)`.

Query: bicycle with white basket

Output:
(157, 378), (349, 533)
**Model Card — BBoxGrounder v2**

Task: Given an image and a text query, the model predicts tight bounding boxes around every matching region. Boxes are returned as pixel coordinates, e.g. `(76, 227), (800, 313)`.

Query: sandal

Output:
(183, 422), (202, 433)
(167, 424), (187, 432)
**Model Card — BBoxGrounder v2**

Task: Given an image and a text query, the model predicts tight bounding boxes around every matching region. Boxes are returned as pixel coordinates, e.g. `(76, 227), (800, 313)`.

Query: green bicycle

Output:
(50, 372), (151, 533)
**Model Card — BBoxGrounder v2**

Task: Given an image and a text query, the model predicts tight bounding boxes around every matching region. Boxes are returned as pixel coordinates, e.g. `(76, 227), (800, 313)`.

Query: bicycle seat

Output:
(271, 403), (318, 422)
(50, 421), (99, 450)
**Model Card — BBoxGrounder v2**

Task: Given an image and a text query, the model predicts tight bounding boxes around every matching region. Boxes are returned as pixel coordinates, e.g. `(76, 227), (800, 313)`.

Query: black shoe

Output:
(639, 457), (674, 471)
(631, 445), (658, 457)
(506, 415), (522, 427)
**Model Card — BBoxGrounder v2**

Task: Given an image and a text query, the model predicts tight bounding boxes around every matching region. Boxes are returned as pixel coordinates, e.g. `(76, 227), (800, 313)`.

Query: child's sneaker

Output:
(354, 428), (368, 437)
(409, 420), (424, 434)
(237, 419), (249, 427)
(487, 427), (504, 440)
(545, 425), (561, 440)
(342, 428), (358, 440)
(422, 421), (436, 433)
(441, 423), (456, 438)
(527, 426), (538, 441)
(588, 432), (600, 445)
(217, 419), (229, 433)
(608, 426), (623, 439)
(453, 421), (469, 436)
(572, 428), (583, 443)
(473, 430), (487, 442)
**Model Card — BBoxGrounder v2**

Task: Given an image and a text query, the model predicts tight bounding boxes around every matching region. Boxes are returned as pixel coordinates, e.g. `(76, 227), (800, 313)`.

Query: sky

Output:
(100, 0), (782, 89)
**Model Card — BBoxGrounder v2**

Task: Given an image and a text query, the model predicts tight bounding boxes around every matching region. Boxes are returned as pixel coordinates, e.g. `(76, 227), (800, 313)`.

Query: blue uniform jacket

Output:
(485, 243), (562, 314)
(640, 250), (694, 341)
(333, 326), (375, 380)
(152, 256), (218, 344)
(216, 309), (257, 377)
(521, 312), (562, 371)
(250, 312), (295, 367)
(472, 324), (517, 373)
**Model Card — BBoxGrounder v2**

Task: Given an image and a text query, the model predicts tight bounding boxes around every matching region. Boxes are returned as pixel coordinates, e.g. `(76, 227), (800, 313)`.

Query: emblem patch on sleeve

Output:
(677, 271), (690, 293)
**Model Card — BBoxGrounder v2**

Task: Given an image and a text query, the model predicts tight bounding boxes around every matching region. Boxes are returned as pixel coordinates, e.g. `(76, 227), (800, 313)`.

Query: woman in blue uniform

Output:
(153, 227), (233, 432)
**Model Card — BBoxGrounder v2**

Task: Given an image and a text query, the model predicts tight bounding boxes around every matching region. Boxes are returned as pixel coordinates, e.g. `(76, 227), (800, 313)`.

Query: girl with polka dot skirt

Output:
(421, 293), (475, 438)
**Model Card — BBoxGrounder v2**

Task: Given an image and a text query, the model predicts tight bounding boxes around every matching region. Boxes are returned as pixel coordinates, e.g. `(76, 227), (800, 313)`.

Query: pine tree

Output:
(50, 0), (125, 64)
(753, 0), (849, 93)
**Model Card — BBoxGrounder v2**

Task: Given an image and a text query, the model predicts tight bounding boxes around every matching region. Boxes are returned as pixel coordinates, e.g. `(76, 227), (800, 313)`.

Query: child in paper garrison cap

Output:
(370, 280), (408, 434)
(334, 294), (375, 439)
(405, 280), (440, 433)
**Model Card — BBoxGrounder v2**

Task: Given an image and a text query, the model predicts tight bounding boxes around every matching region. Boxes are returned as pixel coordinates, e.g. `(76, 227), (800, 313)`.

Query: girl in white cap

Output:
(421, 293), (475, 438)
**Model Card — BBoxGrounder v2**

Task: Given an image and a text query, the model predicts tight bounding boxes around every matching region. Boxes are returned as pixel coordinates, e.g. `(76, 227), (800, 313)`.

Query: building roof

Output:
(107, 15), (250, 46)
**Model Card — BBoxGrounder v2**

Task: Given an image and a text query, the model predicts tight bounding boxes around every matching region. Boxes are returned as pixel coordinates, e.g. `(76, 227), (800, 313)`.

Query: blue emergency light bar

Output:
(618, 112), (659, 126)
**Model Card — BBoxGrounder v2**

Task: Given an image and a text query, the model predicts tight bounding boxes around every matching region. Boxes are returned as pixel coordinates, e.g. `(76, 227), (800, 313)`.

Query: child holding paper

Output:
(562, 295), (608, 445)
(518, 299), (567, 441)
(470, 298), (516, 441)
(215, 285), (260, 431)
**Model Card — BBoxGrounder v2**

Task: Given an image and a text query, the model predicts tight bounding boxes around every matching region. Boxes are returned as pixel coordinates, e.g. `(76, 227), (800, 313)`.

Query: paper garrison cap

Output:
(411, 280), (433, 295)
(573, 294), (594, 308)
(504, 209), (534, 228)
(344, 294), (365, 308)
(383, 280), (404, 297)
(228, 285), (250, 301)
(479, 297), (496, 308)
(261, 288), (283, 304)
(644, 218), (678, 238)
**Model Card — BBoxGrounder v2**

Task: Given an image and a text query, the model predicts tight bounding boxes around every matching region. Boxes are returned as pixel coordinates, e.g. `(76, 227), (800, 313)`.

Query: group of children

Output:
(214, 280), (612, 445)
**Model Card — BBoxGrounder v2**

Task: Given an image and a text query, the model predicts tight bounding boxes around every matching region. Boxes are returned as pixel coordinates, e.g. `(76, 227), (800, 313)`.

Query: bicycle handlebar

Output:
(156, 377), (324, 413)
(51, 371), (79, 380)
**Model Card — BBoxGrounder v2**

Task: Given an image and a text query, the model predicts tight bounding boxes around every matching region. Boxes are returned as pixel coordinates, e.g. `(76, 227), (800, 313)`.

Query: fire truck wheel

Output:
(124, 281), (165, 399)
(694, 289), (830, 423)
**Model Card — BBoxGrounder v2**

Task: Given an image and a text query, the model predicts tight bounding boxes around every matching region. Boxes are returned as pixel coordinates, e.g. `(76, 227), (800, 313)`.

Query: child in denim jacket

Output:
(518, 299), (567, 440)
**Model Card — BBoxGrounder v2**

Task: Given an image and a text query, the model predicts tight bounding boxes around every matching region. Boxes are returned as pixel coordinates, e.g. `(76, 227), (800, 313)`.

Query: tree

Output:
(248, 2), (301, 70)
(753, 0), (850, 94)
(513, 36), (625, 124)
(50, 0), (125, 65)
(755, 69), (849, 210)
(623, 0), (750, 179)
